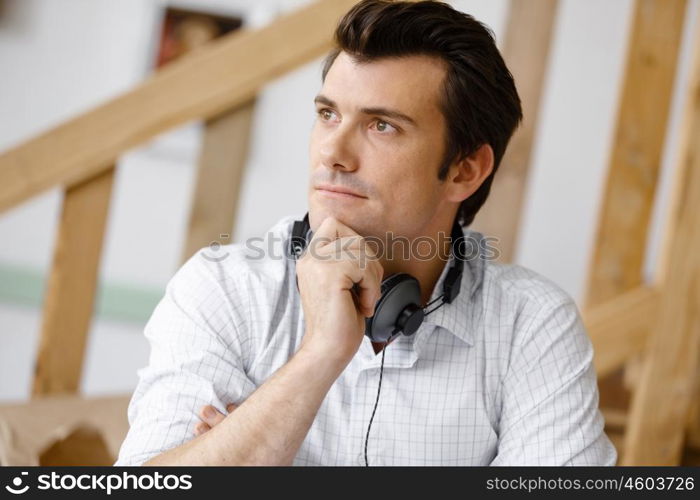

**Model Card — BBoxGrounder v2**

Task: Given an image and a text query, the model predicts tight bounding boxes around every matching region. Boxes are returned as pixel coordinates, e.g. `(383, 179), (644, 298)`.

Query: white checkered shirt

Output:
(115, 214), (617, 466)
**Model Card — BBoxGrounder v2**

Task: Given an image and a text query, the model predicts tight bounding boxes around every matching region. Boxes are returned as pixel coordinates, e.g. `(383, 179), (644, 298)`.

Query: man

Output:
(115, 0), (617, 466)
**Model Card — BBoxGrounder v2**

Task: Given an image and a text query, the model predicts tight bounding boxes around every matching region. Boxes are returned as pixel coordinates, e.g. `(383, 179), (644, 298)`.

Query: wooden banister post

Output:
(580, 0), (686, 445)
(31, 166), (115, 397)
(583, 285), (659, 379)
(584, 0), (686, 308)
(471, 0), (558, 262)
(181, 99), (256, 264)
(622, 6), (700, 463)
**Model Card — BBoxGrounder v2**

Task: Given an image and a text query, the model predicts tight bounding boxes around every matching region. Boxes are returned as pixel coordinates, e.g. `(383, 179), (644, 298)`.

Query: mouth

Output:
(314, 184), (367, 199)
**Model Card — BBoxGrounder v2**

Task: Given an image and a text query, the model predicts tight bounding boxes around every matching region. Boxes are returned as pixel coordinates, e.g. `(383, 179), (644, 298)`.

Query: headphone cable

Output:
(362, 295), (448, 467)
(364, 338), (388, 466)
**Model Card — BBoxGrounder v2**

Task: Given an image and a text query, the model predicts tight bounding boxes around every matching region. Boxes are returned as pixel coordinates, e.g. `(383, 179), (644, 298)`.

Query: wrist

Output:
(295, 342), (352, 379)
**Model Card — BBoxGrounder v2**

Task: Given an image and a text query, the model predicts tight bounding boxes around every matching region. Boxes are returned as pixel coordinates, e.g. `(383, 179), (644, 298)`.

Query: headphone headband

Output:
(289, 213), (464, 307)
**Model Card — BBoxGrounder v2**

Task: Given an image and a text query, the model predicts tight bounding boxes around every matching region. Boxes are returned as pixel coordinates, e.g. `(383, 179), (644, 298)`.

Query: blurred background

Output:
(0, 0), (698, 465)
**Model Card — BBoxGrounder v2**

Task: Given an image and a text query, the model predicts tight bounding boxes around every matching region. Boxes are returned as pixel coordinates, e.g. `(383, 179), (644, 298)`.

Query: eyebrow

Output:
(313, 94), (417, 127)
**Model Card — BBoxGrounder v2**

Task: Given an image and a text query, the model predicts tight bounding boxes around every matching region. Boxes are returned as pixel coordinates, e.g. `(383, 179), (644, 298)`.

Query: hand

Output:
(193, 403), (236, 436)
(296, 216), (383, 364)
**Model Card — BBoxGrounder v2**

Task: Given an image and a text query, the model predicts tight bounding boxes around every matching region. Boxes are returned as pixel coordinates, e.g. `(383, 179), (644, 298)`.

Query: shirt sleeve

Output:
(114, 252), (257, 466)
(489, 297), (618, 466)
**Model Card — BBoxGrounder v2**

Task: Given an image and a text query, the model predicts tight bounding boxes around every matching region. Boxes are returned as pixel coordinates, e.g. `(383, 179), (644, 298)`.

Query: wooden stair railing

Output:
(584, 0), (687, 309)
(32, 167), (116, 395)
(469, 0), (700, 464)
(583, 0), (687, 412)
(621, 3), (700, 462)
(0, 0), (358, 397)
(0, 0), (358, 214)
(180, 99), (257, 263)
(584, 284), (660, 379)
(582, 0), (700, 464)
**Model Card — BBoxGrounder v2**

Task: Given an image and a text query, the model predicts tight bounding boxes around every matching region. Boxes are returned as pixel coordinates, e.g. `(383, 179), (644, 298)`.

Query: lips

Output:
(315, 184), (367, 198)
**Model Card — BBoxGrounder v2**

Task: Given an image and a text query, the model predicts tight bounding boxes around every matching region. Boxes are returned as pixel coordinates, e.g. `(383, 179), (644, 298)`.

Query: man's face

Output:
(308, 51), (454, 242)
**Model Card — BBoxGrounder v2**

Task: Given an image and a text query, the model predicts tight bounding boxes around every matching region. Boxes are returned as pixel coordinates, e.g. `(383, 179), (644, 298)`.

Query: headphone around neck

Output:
(289, 212), (466, 344)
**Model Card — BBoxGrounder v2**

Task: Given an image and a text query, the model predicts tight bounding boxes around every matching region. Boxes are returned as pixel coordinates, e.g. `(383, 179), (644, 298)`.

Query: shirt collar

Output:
(419, 226), (486, 346)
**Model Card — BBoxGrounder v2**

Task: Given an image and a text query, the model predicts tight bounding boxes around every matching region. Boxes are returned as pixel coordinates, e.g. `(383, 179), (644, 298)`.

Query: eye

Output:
(316, 108), (337, 121)
(373, 119), (398, 134)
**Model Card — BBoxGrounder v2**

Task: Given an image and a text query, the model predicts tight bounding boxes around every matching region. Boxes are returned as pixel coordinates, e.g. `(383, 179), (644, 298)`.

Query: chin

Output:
(309, 205), (349, 228)
(308, 203), (369, 234)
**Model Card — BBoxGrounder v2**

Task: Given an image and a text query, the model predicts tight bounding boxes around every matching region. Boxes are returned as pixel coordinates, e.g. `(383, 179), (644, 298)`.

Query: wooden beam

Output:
(666, 4), (700, 455)
(606, 429), (626, 462)
(471, 0), (558, 262)
(0, 0), (358, 214)
(584, 0), (687, 430)
(622, 351), (645, 391)
(686, 362), (700, 451)
(181, 101), (256, 264)
(584, 0), (686, 308)
(602, 407), (629, 430)
(622, 11), (700, 463)
(583, 285), (659, 378)
(32, 167), (115, 396)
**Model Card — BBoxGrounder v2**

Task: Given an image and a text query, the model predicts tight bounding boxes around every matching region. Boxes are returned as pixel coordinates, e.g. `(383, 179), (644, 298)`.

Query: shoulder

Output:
(482, 261), (574, 309)
(156, 214), (301, 340)
(460, 228), (574, 313)
(479, 260), (583, 347)
(173, 214), (300, 293)
(144, 214), (303, 365)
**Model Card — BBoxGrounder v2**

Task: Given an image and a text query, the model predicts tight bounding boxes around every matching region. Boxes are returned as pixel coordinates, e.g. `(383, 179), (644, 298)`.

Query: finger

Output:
(338, 254), (382, 317)
(356, 261), (383, 317)
(194, 422), (211, 436)
(308, 216), (360, 251)
(364, 257), (384, 315)
(305, 218), (383, 317)
(335, 243), (383, 313)
(199, 404), (227, 427)
(316, 237), (382, 277)
(314, 235), (369, 261)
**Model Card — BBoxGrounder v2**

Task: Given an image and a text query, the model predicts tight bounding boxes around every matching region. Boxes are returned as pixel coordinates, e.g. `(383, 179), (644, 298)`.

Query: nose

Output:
(319, 124), (359, 173)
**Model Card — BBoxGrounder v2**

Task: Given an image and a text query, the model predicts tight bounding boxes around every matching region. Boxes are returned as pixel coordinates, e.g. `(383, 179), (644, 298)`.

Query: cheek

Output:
(377, 163), (433, 213)
(381, 143), (439, 192)
(308, 125), (320, 167)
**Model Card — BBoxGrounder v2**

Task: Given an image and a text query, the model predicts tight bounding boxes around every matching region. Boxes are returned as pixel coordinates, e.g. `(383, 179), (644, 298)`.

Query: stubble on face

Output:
(308, 51), (452, 247)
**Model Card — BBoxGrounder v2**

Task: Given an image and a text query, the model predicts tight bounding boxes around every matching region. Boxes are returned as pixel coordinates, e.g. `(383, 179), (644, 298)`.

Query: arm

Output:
(144, 345), (344, 465)
(116, 216), (381, 466)
(489, 297), (618, 466)
(118, 279), (342, 466)
(113, 248), (257, 466)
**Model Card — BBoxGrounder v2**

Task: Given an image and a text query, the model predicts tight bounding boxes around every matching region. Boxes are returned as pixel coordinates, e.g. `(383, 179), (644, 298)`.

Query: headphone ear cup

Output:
(365, 273), (423, 343)
(380, 273), (409, 295)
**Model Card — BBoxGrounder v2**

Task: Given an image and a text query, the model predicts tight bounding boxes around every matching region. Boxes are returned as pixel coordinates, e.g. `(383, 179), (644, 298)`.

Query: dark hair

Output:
(321, 0), (522, 227)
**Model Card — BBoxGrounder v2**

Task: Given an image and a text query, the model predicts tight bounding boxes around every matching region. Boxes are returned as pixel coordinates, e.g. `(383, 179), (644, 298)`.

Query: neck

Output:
(378, 227), (453, 307)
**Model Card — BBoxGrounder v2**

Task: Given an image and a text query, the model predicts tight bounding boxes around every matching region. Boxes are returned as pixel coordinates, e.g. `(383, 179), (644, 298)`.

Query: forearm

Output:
(143, 347), (346, 466)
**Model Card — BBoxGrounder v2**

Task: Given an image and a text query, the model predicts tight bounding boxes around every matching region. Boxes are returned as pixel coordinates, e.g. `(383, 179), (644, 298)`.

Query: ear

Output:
(444, 143), (494, 203)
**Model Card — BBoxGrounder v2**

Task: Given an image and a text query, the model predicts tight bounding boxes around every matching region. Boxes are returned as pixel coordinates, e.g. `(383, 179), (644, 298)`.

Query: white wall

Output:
(516, 0), (635, 301)
(0, 0), (697, 401)
(517, 0), (700, 301)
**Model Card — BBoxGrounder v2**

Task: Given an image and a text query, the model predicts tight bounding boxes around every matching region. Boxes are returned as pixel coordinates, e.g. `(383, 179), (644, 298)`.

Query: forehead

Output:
(322, 51), (447, 122)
